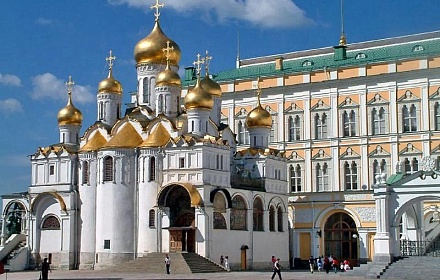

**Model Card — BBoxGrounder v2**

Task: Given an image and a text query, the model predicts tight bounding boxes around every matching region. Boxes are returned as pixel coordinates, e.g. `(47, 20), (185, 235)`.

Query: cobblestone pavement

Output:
(0, 270), (366, 280)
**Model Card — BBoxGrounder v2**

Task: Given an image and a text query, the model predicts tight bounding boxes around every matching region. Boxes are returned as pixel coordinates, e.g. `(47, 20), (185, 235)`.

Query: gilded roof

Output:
(236, 147), (284, 157)
(103, 123), (143, 148)
(79, 132), (107, 152)
(140, 123), (171, 147)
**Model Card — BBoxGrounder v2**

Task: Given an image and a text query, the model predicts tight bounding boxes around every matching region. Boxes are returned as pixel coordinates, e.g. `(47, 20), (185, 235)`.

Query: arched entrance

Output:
(158, 184), (200, 252)
(324, 212), (358, 265)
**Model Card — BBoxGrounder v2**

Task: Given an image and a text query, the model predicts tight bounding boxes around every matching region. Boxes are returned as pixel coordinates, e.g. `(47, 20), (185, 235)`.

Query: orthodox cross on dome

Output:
(66, 75), (75, 95)
(162, 40), (174, 61)
(256, 77), (263, 104)
(151, 0), (164, 21)
(106, 50), (116, 71)
(193, 53), (205, 77)
(204, 50), (212, 75)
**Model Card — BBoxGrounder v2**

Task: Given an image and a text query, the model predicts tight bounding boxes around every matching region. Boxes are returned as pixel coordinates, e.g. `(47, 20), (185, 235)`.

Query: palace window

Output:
(372, 159), (387, 184)
(149, 157), (156, 181)
(231, 195), (247, 230)
(49, 165), (55, 176)
(344, 161), (358, 190)
(288, 115), (301, 141)
(342, 110), (356, 137)
(435, 102), (440, 131)
(372, 107), (386, 135)
(41, 215), (60, 230)
(270, 118), (277, 143)
(179, 157), (185, 168)
(253, 197), (264, 231)
(290, 164), (302, 192)
(103, 156), (114, 182)
(402, 104), (417, 132)
(314, 113), (328, 140)
(316, 162), (329, 191)
(82, 161), (89, 185)
(404, 157), (419, 174)
(237, 121), (249, 145)
(149, 209), (155, 227)
(269, 205), (275, 232)
(277, 206), (283, 232)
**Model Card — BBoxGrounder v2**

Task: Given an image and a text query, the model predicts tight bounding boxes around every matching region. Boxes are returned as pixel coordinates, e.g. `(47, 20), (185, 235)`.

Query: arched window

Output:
(143, 77), (149, 103)
(288, 115), (301, 141)
(213, 192), (227, 229)
(149, 157), (156, 182)
(403, 104), (417, 132)
(269, 206), (275, 232)
(404, 157), (419, 174)
(103, 156), (114, 182)
(231, 195), (247, 230)
(41, 215), (60, 230)
(315, 113), (327, 139)
(290, 164), (302, 192)
(82, 161), (89, 185)
(158, 95), (164, 113)
(343, 110), (356, 137)
(149, 209), (155, 227)
(253, 197), (264, 231)
(372, 107), (386, 135)
(344, 161), (358, 190)
(316, 162), (329, 191)
(372, 159), (387, 184)
(435, 102), (440, 131)
(237, 121), (249, 145)
(277, 206), (283, 232)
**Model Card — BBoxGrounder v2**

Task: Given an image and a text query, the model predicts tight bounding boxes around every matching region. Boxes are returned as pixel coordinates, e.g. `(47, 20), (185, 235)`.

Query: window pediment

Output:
(367, 93), (389, 105)
(265, 105), (277, 114)
(338, 97), (359, 109)
(429, 87), (440, 100)
(368, 145), (391, 157)
(312, 149), (331, 160)
(397, 90), (420, 103)
(234, 108), (248, 118)
(284, 102), (303, 114)
(399, 143), (422, 156)
(340, 147), (361, 159)
(287, 151), (304, 161)
(310, 99), (330, 111)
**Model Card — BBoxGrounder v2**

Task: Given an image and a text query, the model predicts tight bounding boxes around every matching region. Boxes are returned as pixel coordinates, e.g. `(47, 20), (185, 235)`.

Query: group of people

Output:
(309, 255), (351, 274)
(219, 255), (229, 270)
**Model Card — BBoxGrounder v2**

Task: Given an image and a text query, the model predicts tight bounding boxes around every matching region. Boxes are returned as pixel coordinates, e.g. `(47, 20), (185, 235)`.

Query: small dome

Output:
(200, 75), (221, 97)
(184, 79), (213, 110)
(156, 63), (181, 87)
(245, 104), (272, 128)
(134, 21), (181, 66)
(98, 71), (122, 94)
(58, 94), (83, 126)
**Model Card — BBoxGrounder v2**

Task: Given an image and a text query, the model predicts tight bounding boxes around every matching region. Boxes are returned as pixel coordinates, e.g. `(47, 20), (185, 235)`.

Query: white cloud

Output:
(0, 98), (23, 114)
(0, 74), (21, 87)
(36, 17), (54, 26)
(108, 0), (311, 28)
(31, 73), (94, 104)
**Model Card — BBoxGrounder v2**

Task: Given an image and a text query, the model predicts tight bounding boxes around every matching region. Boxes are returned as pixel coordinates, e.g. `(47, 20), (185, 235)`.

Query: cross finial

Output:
(151, 0), (164, 22)
(162, 40), (174, 62)
(256, 77), (262, 105)
(106, 50), (116, 70)
(204, 50), (212, 75)
(66, 75), (75, 95)
(193, 53), (205, 77)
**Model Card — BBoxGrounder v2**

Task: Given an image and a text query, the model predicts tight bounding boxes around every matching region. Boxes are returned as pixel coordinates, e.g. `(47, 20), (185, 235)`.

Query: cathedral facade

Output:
(0, 3), (288, 271)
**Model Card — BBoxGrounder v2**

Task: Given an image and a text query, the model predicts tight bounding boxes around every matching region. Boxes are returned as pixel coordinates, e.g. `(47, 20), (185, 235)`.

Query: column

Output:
(373, 178), (393, 263)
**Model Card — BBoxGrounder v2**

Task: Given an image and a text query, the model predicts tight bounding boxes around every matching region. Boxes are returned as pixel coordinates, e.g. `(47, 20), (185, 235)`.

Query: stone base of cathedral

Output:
(93, 252), (133, 270)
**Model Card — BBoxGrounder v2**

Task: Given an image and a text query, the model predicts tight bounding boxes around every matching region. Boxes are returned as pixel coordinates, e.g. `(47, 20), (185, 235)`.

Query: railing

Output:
(401, 240), (440, 257)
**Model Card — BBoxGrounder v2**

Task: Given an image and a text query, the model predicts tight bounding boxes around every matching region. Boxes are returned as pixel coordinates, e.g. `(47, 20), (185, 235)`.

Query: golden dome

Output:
(184, 79), (213, 110)
(200, 75), (221, 97)
(156, 63), (181, 87)
(134, 21), (181, 66)
(58, 94), (83, 126)
(339, 33), (347, 46)
(245, 104), (272, 128)
(98, 70), (122, 94)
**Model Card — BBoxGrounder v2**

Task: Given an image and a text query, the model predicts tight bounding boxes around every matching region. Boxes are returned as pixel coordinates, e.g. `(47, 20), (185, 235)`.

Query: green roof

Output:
(182, 32), (440, 87)
(386, 173), (405, 185)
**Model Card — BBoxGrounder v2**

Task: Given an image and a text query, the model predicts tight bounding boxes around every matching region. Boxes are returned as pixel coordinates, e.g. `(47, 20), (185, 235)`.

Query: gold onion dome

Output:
(200, 75), (221, 97)
(156, 62), (181, 87)
(98, 69), (122, 94)
(134, 21), (181, 66)
(184, 79), (213, 110)
(245, 103), (272, 128)
(58, 94), (83, 126)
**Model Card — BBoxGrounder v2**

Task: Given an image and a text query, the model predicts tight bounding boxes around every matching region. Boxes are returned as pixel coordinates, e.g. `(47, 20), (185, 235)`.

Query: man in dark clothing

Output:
(271, 258), (282, 280)
(41, 258), (51, 280)
(165, 254), (170, 274)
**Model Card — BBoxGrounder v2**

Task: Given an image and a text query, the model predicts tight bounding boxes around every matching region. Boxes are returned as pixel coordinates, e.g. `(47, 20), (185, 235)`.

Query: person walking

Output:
(41, 258), (51, 280)
(220, 255), (224, 266)
(164, 254), (170, 274)
(332, 257), (339, 273)
(224, 256), (229, 271)
(271, 258), (282, 280)
(308, 255), (315, 274)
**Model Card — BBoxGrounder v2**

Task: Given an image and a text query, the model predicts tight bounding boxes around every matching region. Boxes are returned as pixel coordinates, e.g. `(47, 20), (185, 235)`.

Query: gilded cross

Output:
(66, 75), (75, 94)
(106, 50), (116, 70)
(151, 0), (164, 21)
(204, 50), (212, 74)
(162, 40), (174, 61)
(193, 53), (205, 76)
(256, 77), (262, 103)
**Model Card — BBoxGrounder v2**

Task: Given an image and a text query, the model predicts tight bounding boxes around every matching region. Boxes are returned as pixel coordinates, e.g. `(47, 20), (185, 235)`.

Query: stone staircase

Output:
(342, 261), (391, 279)
(107, 252), (226, 274)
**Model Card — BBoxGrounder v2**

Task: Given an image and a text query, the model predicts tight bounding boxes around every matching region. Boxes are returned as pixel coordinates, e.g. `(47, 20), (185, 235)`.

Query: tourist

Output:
(220, 255), (224, 266)
(164, 254), (170, 274)
(343, 259), (350, 271)
(41, 258), (51, 280)
(317, 258), (322, 272)
(332, 257), (339, 273)
(309, 255), (315, 273)
(270, 258), (282, 280)
(224, 256), (229, 271)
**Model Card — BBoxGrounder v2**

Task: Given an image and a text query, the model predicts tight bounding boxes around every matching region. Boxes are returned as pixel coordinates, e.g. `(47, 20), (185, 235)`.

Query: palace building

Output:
(2, 1), (440, 272)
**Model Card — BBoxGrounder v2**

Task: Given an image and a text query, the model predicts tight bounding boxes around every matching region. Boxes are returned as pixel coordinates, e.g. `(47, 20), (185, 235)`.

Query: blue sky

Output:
(0, 0), (439, 196)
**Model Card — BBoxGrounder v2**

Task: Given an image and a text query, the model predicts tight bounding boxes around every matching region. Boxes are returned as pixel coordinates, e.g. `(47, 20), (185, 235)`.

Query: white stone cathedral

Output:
(0, 2), (289, 271)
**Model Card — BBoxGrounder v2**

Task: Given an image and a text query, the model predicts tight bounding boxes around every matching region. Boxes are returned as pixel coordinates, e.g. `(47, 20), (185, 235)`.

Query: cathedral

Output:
(0, 2), (288, 271)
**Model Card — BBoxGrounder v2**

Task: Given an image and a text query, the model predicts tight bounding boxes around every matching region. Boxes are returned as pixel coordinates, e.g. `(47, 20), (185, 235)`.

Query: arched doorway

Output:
(159, 184), (196, 252)
(4, 201), (26, 239)
(324, 212), (358, 265)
